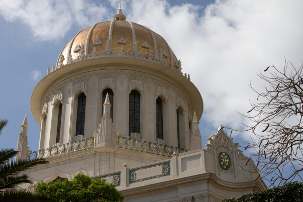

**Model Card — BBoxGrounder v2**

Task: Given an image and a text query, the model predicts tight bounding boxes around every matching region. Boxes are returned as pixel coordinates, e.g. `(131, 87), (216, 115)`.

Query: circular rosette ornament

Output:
(218, 152), (231, 170)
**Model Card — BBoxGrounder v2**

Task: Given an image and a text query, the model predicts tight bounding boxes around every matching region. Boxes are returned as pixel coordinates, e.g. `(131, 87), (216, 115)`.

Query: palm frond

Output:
(0, 159), (47, 178)
(0, 120), (7, 134)
(0, 149), (18, 165)
(0, 174), (31, 189)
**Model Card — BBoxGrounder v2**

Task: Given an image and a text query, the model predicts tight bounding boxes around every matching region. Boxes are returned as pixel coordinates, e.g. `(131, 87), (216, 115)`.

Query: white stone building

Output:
(18, 9), (265, 202)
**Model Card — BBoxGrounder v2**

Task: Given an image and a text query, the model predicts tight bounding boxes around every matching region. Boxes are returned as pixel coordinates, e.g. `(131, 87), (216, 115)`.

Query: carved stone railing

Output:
(129, 161), (170, 184)
(97, 172), (121, 186)
(116, 136), (186, 156)
(37, 136), (96, 158)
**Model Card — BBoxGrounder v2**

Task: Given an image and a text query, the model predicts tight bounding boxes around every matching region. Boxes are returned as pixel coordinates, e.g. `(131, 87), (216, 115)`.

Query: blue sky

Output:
(0, 0), (215, 150)
(0, 0), (302, 156)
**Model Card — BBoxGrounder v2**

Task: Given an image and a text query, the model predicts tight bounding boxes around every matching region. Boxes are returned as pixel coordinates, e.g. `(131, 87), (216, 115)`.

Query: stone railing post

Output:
(120, 163), (129, 188)
(170, 152), (179, 177)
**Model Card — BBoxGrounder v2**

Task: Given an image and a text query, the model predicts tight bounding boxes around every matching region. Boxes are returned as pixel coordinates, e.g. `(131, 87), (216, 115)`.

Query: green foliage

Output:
(36, 173), (123, 202)
(0, 119), (7, 134)
(0, 119), (47, 190)
(223, 182), (303, 202)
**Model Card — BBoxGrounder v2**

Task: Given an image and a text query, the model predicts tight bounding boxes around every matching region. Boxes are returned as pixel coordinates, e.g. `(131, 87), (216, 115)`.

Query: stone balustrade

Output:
(33, 135), (187, 159)
(96, 150), (205, 188)
(116, 135), (186, 157)
(37, 136), (96, 159)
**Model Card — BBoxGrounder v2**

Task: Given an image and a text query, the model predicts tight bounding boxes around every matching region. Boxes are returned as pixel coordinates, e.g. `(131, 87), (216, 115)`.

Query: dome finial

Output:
(118, 0), (122, 10)
(114, 0), (126, 21)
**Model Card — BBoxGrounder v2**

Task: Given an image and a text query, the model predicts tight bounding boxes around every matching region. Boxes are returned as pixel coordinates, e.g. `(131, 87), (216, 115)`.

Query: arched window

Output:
(176, 107), (184, 149)
(55, 103), (63, 143)
(102, 88), (114, 120)
(129, 90), (140, 134)
(156, 97), (163, 140)
(76, 93), (86, 136)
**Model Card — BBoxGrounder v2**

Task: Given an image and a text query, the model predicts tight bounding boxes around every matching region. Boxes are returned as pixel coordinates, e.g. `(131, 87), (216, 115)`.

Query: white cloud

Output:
(1, 0), (303, 136)
(127, 0), (303, 130)
(0, 0), (108, 40)
(31, 70), (41, 81)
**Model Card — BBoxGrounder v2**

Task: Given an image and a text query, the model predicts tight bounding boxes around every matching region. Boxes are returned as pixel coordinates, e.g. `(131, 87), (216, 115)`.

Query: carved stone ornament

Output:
(117, 37), (127, 45)
(93, 37), (102, 46)
(218, 152), (231, 170)
(42, 103), (48, 115)
(207, 127), (238, 151)
(74, 44), (83, 53)
(51, 93), (63, 104)
(141, 41), (150, 49)
(74, 44), (85, 60)
(57, 54), (65, 66)
(176, 59), (182, 69)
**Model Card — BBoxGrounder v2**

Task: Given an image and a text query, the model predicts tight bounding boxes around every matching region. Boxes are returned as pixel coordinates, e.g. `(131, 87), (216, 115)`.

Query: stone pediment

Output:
(206, 127), (239, 151)
(204, 126), (260, 183)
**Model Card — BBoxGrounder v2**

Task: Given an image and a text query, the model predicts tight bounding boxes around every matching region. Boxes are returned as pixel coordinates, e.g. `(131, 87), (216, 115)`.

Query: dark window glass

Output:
(102, 88), (114, 120)
(176, 107), (183, 149)
(76, 93), (86, 136)
(129, 90), (140, 134)
(156, 97), (164, 139)
(56, 103), (63, 143)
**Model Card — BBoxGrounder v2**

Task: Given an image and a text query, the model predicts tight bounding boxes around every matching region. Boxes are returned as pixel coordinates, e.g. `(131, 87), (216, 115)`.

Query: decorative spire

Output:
(104, 93), (111, 105)
(103, 93), (111, 117)
(118, 0), (122, 9)
(114, 0), (126, 21)
(17, 114), (29, 161)
(22, 114), (28, 126)
(190, 112), (202, 150)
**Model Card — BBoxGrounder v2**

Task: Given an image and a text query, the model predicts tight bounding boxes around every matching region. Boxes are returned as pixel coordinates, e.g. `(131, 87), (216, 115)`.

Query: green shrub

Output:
(36, 174), (123, 202)
(224, 182), (303, 202)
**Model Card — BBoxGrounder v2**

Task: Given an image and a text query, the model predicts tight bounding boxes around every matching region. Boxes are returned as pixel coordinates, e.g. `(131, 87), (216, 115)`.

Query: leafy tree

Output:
(223, 182), (303, 202)
(246, 62), (303, 185)
(0, 119), (47, 200)
(36, 173), (123, 202)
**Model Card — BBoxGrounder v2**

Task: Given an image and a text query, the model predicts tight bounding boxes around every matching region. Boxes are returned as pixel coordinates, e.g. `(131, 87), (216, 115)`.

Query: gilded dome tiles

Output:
(58, 10), (179, 70)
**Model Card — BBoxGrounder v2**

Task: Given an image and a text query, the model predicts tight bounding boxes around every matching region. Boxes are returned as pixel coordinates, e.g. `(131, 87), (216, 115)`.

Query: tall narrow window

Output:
(129, 90), (140, 134)
(176, 107), (183, 149)
(156, 97), (163, 139)
(56, 103), (63, 143)
(76, 93), (86, 136)
(102, 88), (114, 120)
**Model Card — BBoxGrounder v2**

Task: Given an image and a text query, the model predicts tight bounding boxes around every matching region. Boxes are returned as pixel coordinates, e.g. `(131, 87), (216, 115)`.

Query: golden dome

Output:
(57, 9), (180, 70)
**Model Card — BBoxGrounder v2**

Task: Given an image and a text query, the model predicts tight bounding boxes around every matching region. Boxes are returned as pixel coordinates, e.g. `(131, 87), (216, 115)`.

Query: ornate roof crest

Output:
(207, 126), (239, 151)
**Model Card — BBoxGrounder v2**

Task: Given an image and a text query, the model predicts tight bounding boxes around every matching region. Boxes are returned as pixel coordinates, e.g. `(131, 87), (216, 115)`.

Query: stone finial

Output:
(96, 93), (112, 147)
(104, 93), (111, 105)
(103, 93), (111, 118)
(190, 112), (202, 150)
(22, 115), (28, 126)
(114, 8), (126, 21)
(16, 115), (29, 161)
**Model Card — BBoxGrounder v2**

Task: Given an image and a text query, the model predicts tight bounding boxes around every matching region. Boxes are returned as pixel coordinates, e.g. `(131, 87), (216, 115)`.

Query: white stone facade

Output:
(39, 69), (193, 151)
(22, 10), (265, 202)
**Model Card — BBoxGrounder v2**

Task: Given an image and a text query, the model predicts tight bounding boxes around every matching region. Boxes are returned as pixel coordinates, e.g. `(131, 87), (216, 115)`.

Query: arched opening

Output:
(156, 97), (164, 140)
(55, 102), (63, 143)
(176, 107), (185, 150)
(75, 93), (86, 136)
(129, 90), (140, 134)
(102, 88), (114, 120)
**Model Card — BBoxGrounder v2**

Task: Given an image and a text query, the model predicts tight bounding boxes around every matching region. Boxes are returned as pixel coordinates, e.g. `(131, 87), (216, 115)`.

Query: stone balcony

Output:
(34, 135), (186, 159)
